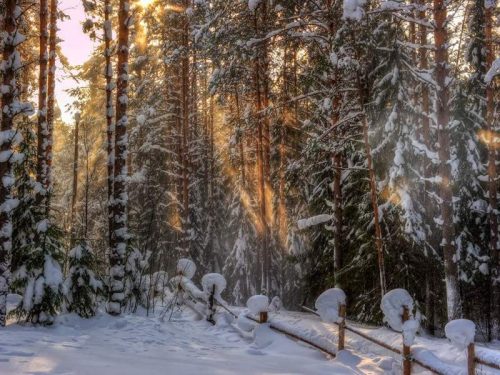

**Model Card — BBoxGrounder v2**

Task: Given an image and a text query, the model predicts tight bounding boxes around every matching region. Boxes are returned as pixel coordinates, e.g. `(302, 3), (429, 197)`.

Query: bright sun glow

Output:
(138, 0), (154, 7)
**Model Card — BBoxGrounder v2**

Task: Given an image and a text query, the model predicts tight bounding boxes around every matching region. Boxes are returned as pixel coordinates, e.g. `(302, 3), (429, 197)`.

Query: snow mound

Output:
(237, 311), (255, 332)
(253, 324), (274, 349)
(201, 273), (226, 299)
(380, 289), (414, 332)
(269, 296), (283, 312)
(176, 258), (196, 279)
(445, 319), (475, 349)
(315, 288), (346, 323)
(247, 295), (269, 315)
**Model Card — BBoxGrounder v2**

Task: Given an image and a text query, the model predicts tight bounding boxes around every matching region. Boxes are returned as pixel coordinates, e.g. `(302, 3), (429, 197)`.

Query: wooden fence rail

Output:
(298, 305), (500, 375)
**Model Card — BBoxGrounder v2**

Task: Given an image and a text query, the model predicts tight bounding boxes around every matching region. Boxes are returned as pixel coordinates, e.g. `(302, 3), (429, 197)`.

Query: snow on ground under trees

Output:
(1, 296), (499, 374)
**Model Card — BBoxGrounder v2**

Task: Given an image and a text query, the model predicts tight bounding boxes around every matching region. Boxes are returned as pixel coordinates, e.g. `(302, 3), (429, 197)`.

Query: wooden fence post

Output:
(338, 303), (346, 351)
(402, 306), (411, 375)
(207, 285), (216, 324)
(259, 311), (268, 323)
(467, 342), (475, 375)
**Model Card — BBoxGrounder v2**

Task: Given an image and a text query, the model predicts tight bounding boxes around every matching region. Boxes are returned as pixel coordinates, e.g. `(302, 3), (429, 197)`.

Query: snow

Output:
(297, 214), (332, 230)
(176, 258), (196, 279)
(0, 307), (388, 375)
(248, 0), (261, 11)
(269, 296), (283, 312)
(444, 319), (475, 350)
(343, 0), (366, 20)
(0, 304), (499, 375)
(485, 58), (500, 83)
(315, 288), (346, 324)
(402, 319), (419, 346)
(380, 289), (414, 332)
(247, 295), (269, 315)
(201, 273), (226, 300)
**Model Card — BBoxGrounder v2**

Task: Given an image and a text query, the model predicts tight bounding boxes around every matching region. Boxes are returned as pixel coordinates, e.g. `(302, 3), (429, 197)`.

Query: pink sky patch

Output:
(56, 0), (95, 123)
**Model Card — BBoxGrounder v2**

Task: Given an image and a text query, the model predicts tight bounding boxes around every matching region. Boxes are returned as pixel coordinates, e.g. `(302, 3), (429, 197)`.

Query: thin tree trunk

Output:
(485, 3), (499, 339)
(108, 0), (131, 316)
(433, 0), (461, 320)
(181, 0), (190, 252)
(37, 0), (49, 202)
(234, 91), (246, 187)
(70, 115), (80, 248)
(45, 0), (57, 211)
(104, 0), (114, 246)
(0, 0), (22, 327)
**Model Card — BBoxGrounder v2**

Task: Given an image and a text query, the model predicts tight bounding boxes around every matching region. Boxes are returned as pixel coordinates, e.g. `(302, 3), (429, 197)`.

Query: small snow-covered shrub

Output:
(315, 288), (346, 323)
(64, 241), (103, 318)
(269, 296), (283, 313)
(124, 247), (151, 312)
(176, 258), (196, 279)
(381, 289), (414, 332)
(445, 319), (475, 349)
(247, 295), (269, 315)
(201, 273), (226, 301)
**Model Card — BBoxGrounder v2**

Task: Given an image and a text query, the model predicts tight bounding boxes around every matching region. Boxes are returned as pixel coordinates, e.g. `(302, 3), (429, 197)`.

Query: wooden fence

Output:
(245, 302), (499, 375)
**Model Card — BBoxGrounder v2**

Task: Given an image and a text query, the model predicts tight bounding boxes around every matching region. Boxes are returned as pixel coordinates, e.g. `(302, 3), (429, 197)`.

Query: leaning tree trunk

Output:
(45, 0), (57, 211)
(104, 0), (114, 246)
(37, 0), (49, 203)
(0, 0), (25, 327)
(433, 0), (461, 320)
(108, 0), (130, 316)
(485, 1), (499, 339)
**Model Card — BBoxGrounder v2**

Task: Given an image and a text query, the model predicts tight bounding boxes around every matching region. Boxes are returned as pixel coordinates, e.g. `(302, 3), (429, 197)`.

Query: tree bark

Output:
(0, 0), (22, 327)
(108, 0), (131, 316)
(37, 0), (49, 201)
(70, 115), (80, 248)
(45, 0), (57, 211)
(104, 0), (114, 247)
(433, 0), (461, 320)
(485, 2), (499, 339)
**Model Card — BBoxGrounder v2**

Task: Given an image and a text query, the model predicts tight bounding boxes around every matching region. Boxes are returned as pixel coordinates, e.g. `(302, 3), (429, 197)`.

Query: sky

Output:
(56, 0), (95, 124)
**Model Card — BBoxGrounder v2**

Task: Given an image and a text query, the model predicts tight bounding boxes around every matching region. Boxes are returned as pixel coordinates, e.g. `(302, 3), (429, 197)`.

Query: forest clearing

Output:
(0, 0), (499, 373)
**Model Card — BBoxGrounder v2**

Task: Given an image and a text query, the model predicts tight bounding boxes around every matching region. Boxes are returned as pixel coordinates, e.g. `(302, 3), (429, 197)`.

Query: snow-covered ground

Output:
(1, 299), (499, 374)
(0, 307), (384, 374)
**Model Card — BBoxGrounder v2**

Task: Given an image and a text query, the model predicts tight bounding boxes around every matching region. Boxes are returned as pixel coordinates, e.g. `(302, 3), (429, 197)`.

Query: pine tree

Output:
(64, 240), (103, 318)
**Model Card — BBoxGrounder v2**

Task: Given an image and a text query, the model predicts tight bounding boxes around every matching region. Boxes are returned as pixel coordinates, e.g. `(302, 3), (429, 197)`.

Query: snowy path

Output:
(0, 311), (385, 375)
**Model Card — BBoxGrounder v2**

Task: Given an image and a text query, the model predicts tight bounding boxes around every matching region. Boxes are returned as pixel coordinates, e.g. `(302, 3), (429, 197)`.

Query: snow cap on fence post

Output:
(445, 319), (475, 349)
(445, 319), (476, 375)
(314, 288), (346, 324)
(381, 289), (415, 332)
(176, 258), (196, 279)
(247, 295), (269, 323)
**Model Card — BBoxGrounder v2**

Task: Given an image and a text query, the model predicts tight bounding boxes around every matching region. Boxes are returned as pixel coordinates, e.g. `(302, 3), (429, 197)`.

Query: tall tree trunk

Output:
(0, 0), (23, 327)
(253, 8), (269, 294)
(108, 0), (130, 316)
(70, 115), (80, 248)
(485, 2), (499, 339)
(37, 0), (49, 202)
(418, 0), (435, 335)
(433, 0), (461, 320)
(104, 0), (114, 246)
(181, 0), (190, 253)
(45, 0), (57, 211)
